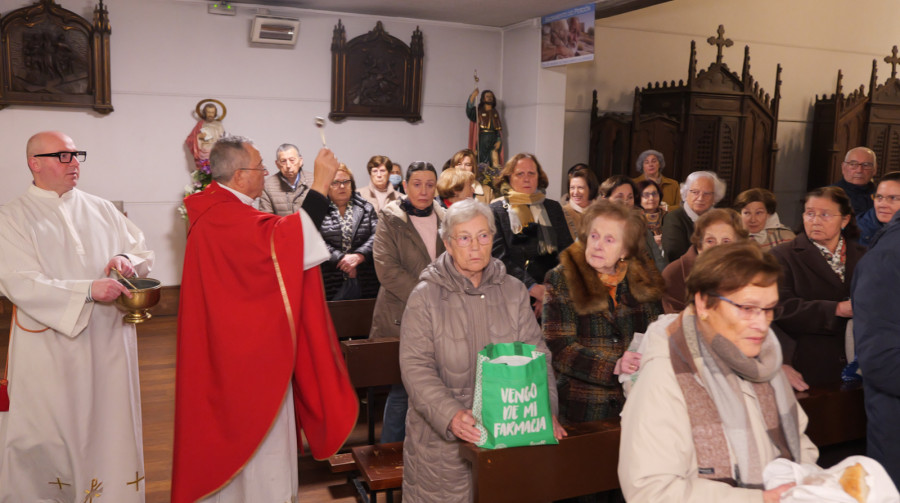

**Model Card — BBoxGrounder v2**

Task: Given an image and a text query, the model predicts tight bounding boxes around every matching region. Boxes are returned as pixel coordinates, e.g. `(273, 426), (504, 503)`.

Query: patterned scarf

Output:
(599, 260), (628, 309)
(400, 197), (433, 217)
(668, 308), (800, 488)
(501, 183), (558, 255)
(812, 235), (846, 282)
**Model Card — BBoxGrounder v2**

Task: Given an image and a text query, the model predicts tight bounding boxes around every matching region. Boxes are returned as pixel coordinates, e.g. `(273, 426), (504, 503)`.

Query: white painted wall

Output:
(501, 19), (568, 198)
(563, 0), (900, 227)
(0, 0), (508, 285)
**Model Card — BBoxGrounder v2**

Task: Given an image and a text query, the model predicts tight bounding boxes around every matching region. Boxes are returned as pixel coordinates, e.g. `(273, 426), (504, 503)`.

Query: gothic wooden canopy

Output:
(808, 46), (900, 189)
(589, 25), (782, 205)
(0, 0), (112, 114)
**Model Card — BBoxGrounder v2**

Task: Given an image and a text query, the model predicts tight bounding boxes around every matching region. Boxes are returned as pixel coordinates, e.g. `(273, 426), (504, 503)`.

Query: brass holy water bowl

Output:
(115, 278), (161, 324)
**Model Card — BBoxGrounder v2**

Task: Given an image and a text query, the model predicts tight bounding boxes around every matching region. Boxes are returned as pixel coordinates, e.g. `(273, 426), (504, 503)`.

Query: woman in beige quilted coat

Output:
(399, 199), (565, 502)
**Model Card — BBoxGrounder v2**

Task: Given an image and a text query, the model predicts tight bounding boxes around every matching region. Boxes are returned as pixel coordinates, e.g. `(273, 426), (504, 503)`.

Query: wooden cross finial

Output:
(885, 45), (900, 79)
(707, 25), (733, 64)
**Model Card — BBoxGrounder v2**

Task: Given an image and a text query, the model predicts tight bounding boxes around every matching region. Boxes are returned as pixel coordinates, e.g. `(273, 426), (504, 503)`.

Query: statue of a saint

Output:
(186, 99), (227, 169)
(467, 88), (503, 168)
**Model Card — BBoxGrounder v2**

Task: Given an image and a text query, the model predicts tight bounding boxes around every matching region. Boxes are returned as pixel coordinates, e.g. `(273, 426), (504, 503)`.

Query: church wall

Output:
(0, 0), (506, 285)
(563, 0), (900, 227)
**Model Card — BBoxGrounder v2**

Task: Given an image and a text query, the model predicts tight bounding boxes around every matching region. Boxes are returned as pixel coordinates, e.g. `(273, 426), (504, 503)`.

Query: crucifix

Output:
(885, 45), (900, 79)
(707, 25), (733, 65)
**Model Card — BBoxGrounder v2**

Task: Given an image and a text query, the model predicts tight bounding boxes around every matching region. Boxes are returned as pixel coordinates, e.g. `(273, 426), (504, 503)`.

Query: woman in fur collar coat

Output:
(543, 201), (664, 424)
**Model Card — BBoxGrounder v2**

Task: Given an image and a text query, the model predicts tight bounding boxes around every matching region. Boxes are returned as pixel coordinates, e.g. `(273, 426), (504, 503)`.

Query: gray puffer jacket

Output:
(400, 252), (559, 502)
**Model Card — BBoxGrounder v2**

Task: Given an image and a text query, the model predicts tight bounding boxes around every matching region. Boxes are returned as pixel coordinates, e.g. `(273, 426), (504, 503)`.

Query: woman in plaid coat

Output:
(543, 201), (664, 424)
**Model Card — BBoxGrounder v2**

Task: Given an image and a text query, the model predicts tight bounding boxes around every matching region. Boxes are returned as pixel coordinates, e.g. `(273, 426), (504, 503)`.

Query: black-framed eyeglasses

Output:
(238, 167), (269, 175)
(330, 180), (352, 188)
(713, 295), (778, 320)
(33, 151), (86, 163)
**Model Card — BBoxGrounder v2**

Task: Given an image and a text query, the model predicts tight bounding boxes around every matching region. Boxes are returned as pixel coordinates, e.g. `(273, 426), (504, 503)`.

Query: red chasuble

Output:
(172, 182), (358, 502)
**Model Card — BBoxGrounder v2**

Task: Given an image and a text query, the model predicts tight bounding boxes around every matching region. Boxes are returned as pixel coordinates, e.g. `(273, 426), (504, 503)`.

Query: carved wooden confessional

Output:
(589, 25), (782, 205)
(808, 46), (900, 189)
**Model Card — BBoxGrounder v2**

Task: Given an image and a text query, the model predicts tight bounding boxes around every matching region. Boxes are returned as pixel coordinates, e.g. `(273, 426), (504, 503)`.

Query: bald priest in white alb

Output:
(0, 131), (154, 502)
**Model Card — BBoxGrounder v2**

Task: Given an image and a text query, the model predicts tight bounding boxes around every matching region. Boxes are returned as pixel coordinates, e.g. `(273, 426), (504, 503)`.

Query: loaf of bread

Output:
(839, 462), (870, 503)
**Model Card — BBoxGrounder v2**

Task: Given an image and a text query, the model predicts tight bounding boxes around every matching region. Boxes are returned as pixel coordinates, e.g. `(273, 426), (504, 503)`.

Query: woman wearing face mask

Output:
(662, 209), (748, 313)
(370, 162), (445, 443)
(389, 162), (405, 195)
(360, 155), (399, 212)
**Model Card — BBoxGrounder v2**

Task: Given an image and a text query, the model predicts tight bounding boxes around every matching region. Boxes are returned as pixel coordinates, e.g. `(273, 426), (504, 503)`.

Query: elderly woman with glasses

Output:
(661, 171), (726, 262)
(317, 163), (380, 300)
(400, 199), (565, 502)
(619, 242), (818, 503)
(771, 186), (866, 388)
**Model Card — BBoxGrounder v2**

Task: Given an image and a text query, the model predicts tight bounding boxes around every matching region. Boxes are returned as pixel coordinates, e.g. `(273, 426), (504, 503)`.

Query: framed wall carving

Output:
(0, 0), (112, 114)
(330, 20), (423, 123)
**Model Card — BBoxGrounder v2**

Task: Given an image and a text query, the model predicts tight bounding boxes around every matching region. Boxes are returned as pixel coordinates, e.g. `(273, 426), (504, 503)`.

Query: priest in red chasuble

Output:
(172, 136), (357, 503)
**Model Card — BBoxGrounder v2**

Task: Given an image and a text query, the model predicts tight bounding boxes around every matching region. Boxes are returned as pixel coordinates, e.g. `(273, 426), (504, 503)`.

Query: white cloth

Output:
(764, 455), (900, 502)
(197, 191), (326, 501)
(0, 185), (154, 502)
(197, 389), (299, 503)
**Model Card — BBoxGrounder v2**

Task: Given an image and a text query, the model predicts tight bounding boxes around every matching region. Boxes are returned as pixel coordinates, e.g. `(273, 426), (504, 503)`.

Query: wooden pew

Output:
(329, 298), (378, 340)
(340, 337), (403, 502)
(341, 337), (401, 445)
(459, 384), (866, 503)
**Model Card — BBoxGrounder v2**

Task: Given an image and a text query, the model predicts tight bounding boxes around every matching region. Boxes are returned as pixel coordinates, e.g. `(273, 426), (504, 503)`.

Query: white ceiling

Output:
(232, 0), (597, 28)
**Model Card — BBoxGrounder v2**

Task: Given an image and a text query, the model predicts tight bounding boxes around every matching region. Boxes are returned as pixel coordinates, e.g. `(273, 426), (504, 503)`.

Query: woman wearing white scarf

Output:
(735, 188), (796, 251)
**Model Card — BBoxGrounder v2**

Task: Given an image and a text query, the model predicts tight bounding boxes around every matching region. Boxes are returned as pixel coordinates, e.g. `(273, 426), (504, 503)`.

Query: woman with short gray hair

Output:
(633, 149), (681, 210)
(662, 171), (727, 262)
(400, 198), (565, 501)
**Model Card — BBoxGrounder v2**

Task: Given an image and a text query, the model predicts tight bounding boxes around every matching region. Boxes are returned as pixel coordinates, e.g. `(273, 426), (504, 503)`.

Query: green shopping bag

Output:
(472, 341), (557, 449)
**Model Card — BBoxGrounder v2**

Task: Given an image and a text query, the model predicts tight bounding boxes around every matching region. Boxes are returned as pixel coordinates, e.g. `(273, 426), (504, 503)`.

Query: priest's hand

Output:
(449, 409), (481, 443)
(310, 148), (339, 197)
(91, 278), (132, 302)
(104, 255), (134, 278)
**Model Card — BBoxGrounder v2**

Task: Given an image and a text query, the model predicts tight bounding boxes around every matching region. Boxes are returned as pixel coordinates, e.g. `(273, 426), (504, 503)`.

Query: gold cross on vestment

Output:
(126, 472), (145, 491)
(83, 478), (103, 502)
(48, 477), (71, 489)
(885, 45), (900, 79)
(707, 24), (733, 64)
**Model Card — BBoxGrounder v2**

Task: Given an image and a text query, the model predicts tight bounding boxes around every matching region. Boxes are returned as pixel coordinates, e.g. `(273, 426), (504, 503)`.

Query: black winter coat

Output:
(318, 194), (380, 300)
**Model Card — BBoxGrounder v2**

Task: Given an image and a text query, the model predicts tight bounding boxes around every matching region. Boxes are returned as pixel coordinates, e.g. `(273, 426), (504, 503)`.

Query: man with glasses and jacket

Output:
(835, 146), (878, 217)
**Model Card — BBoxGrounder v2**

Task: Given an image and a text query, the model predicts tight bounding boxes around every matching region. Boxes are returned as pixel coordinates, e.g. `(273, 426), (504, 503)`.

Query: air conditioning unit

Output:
(250, 15), (300, 46)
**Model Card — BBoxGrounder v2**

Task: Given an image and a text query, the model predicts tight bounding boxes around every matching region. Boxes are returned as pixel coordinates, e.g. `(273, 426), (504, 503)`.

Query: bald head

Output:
(26, 131), (81, 196)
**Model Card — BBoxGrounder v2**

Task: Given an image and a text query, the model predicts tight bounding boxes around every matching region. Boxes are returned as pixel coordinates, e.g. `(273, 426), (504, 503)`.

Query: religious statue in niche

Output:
(0, 0), (113, 113)
(185, 99), (227, 171)
(467, 71), (504, 183)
